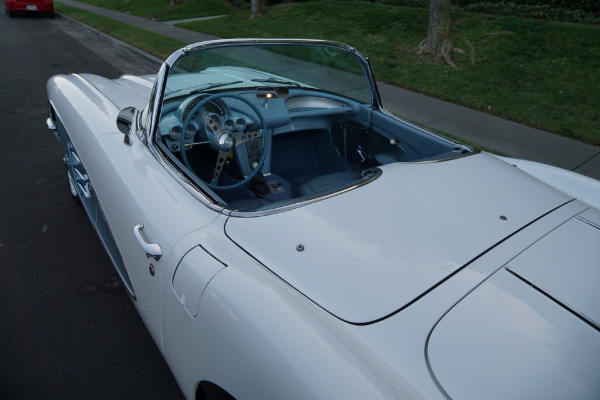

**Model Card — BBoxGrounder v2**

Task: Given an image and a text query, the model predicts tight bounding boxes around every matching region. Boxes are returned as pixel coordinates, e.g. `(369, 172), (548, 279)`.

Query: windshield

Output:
(164, 43), (373, 104)
(154, 39), (468, 214)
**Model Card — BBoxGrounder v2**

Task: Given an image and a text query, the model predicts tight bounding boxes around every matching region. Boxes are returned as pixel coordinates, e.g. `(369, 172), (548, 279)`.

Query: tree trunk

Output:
(250, 0), (266, 19)
(418, 0), (456, 67)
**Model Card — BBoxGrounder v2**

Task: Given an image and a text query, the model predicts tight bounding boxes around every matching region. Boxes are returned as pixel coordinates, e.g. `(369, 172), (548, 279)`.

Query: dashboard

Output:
(158, 89), (364, 155)
(154, 87), (463, 205)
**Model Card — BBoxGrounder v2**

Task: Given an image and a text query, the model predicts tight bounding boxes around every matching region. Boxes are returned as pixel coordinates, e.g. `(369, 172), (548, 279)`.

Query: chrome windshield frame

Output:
(144, 38), (382, 213)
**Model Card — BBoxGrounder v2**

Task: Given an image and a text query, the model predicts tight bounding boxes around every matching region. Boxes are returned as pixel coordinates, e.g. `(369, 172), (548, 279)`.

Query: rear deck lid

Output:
(225, 153), (573, 323)
(427, 208), (600, 399)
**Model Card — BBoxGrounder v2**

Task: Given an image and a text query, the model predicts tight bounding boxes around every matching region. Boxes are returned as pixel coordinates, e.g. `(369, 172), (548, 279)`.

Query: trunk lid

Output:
(225, 153), (572, 323)
(427, 208), (600, 399)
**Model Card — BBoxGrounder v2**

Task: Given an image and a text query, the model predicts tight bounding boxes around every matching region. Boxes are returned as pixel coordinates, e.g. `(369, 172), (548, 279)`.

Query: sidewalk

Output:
(56, 0), (599, 179)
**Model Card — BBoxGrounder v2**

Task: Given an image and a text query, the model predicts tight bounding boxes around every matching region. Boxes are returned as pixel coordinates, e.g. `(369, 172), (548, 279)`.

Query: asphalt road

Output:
(0, 13), (184, 400)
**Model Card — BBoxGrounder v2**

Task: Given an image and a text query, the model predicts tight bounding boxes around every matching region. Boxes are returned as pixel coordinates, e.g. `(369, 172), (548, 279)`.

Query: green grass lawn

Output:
(72, 0), (234, 21)
(56, 3), (185, 59)
(57, 0), (600, 146)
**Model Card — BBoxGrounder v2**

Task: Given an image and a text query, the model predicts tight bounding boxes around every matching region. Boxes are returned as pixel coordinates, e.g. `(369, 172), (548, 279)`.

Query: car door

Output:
(85, 129), (221, 347)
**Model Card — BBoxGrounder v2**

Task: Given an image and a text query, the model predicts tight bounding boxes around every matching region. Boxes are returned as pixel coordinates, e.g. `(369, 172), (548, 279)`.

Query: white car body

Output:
(46, 39), (600, 400)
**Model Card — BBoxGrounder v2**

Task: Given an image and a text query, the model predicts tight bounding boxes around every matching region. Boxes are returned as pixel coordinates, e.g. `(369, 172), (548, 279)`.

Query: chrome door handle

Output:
(133, 224), (162, 260)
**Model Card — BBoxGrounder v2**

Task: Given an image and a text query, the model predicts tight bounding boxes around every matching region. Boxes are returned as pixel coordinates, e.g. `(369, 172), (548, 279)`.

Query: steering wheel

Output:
(179, 93), (268, 190)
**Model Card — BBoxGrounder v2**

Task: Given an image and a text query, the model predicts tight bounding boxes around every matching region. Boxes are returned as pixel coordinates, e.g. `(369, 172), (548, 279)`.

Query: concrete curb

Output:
(57, 12), (163, 72)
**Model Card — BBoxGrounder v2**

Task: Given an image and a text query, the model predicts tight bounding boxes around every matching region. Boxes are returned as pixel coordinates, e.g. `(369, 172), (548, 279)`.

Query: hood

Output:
(225, 153), (573, 324)
(78, 73), (155, 111)
(427, 207), (600, 399)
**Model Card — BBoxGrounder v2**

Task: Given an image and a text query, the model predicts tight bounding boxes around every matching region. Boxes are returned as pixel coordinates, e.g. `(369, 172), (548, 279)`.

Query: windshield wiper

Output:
(251, 77), (303, 87)
(166, 81), (244, 98)
(190, 80), (244, 94)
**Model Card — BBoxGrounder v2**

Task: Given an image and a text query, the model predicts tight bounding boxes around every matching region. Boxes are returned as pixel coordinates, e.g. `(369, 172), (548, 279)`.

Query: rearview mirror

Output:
(256, 87), (289, 99)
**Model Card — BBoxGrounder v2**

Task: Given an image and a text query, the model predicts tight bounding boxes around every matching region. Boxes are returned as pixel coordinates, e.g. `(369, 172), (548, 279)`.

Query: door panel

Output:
(83, 132), (220, 348)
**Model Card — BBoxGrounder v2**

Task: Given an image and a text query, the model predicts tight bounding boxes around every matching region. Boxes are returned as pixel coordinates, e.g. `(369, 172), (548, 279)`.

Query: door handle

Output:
(133, 224), (162, 261)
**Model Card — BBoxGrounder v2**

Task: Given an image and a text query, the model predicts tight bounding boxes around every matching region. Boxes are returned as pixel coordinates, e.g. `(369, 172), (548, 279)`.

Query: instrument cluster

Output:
(159, 95), (231, 152)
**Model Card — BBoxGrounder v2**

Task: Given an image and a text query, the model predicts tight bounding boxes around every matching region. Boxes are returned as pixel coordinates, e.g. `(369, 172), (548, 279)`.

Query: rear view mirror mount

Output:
(256, 87), (289, 108)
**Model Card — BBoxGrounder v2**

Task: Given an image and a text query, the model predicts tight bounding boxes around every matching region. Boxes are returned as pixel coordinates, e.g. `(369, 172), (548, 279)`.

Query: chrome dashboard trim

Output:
(286, 96), (347, 110)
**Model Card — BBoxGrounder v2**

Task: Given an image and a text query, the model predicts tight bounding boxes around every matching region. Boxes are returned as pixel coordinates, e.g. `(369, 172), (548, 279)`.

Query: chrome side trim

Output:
(506, 266), (600, 331)
(576, 215), (600, 231)
(46, 117), (56, 130)
(228, 169), (382, 217)
(53, 111), (136, 298)
(379, 108), (473, 153)
(147, 139), (226, 213)
(143, 65), (223, 207)
(143, 59), (226, 211)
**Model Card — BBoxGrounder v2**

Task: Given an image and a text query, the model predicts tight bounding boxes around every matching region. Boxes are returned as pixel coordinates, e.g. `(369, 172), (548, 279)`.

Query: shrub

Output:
(453, 0), (599, 13)
(462, 2), (599, 23)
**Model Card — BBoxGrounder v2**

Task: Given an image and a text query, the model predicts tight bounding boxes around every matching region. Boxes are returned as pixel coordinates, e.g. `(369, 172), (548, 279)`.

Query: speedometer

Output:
(206, 100), (226, 116)
(182, 95), (228, 122)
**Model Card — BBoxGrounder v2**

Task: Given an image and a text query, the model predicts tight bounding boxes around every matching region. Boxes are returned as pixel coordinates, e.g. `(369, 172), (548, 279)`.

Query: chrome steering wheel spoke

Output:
(211, 149), (230, 184)
(231, 130), (262, 147)
(180, 93), (269, 191)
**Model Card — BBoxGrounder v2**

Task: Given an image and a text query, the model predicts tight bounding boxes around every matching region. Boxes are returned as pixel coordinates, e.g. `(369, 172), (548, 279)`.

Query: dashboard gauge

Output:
(206, 100), (227, 116)
(169, 125), (182, 141)
(234, 118), (247, 132)
(182, 96), (228, 122)
(185, 121), (198, 138)
(222, 117), (235, 133)
(204, 113), (222, 133)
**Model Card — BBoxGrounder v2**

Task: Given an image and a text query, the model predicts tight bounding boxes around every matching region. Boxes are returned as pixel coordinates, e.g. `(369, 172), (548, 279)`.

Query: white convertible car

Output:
(46, 39), (600, 400)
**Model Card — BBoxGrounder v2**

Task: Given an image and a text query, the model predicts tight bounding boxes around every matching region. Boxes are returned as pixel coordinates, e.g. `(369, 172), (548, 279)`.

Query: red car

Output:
(4, 0), (54, 17)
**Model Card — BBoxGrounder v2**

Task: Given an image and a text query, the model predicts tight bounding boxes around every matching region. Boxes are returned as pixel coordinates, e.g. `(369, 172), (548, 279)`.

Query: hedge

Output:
(453, 0), (599, 13)
(463, 2), (599, 22)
